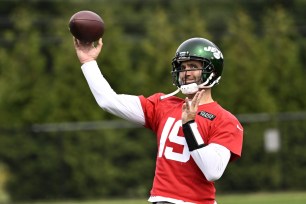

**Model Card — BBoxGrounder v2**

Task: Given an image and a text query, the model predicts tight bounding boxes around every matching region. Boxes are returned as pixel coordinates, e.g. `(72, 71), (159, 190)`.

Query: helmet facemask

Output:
(171, 51), (217, 89)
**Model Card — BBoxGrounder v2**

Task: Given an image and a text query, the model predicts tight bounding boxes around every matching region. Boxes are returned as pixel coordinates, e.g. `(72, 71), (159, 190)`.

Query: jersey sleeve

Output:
(138, 93), (164, 131)
(208, 113), (243, 161)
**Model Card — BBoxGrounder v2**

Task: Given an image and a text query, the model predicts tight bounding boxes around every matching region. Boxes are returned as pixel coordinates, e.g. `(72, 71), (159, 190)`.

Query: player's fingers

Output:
(191, 90), (204, 111)
(185, 97), (190, 110)
(73, 37), (79, 48)
(182, 103), (186, 111)
(191, 91), (200, 107)
(96, 38), (103, 51)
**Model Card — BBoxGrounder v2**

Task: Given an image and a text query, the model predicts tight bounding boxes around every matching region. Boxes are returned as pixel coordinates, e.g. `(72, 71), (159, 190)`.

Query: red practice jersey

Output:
(139, 93), (243, 204)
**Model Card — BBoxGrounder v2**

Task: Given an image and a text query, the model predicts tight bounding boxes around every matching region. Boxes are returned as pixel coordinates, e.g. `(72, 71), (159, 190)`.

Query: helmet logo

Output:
(204, 46), (223, 59)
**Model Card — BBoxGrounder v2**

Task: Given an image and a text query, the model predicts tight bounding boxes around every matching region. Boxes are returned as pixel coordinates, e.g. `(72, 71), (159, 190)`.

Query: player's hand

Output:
(73, 37), (103, 64)
(182, 90), (205, 124)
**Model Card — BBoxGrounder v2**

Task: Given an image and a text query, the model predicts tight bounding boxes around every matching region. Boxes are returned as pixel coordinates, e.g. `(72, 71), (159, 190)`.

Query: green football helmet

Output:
(171, 37), (224, 88)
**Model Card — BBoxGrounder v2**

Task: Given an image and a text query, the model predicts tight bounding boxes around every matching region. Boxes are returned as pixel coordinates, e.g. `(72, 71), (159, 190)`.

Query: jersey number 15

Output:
(157, 117), (190, 162)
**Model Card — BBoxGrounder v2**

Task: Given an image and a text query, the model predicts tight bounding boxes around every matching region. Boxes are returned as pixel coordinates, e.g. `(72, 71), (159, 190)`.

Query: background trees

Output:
(0, 0), (306, 202)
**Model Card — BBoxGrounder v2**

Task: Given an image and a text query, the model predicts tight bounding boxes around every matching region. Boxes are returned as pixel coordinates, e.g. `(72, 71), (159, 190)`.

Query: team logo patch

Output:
(198, 111), (216, 121)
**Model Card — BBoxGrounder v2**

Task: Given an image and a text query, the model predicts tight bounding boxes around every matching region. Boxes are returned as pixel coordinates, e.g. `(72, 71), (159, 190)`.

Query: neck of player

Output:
(187, 89), (214, 105)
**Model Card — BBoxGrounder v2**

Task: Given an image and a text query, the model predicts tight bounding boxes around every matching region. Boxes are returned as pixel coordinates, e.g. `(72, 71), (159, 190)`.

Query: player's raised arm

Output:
(80, 59), (145, 125)
(69, 11), (144, 125)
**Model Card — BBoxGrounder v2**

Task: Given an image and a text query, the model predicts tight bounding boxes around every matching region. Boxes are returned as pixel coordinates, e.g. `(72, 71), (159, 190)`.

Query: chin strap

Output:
(198, 76), (221, 89)
(160, 83), (199, 100)
(160, 88), (180, 100)
(160, 74), (221, 100)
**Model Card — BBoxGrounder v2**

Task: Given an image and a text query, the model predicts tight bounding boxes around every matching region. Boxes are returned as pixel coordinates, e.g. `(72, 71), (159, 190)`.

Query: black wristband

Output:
(182, 120), (205, 151)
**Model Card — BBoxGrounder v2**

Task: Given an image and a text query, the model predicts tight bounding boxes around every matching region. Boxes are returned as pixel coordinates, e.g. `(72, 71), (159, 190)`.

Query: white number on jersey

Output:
(158, 117), (190, 162)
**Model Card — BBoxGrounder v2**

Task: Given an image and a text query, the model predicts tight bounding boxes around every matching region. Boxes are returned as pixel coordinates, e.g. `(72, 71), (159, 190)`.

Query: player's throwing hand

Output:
(73, 37), (103, 64)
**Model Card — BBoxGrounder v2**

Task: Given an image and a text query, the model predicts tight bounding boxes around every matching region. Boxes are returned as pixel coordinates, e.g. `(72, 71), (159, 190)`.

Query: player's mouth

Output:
(181, 78), (200, 85)
(184, 81), (196, 85)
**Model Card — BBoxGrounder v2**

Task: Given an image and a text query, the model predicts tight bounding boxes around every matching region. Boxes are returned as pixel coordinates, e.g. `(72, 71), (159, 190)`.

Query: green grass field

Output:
(21, 191), (306, 204)
(216, 191), (306, 204)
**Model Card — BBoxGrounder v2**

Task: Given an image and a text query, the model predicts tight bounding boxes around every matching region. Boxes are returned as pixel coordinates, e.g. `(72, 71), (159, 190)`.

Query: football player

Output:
(73, 37), (243, 204)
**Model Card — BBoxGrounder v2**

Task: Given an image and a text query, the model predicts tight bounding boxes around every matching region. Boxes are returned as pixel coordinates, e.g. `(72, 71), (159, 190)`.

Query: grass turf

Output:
(20, 191), (306, 204)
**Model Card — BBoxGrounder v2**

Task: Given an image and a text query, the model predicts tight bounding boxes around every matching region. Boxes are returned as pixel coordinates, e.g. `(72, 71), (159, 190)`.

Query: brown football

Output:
(69, 10), (105, 42)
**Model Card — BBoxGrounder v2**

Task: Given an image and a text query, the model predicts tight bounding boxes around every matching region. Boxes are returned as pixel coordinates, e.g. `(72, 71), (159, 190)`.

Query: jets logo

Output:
(204, 46), (223, 59)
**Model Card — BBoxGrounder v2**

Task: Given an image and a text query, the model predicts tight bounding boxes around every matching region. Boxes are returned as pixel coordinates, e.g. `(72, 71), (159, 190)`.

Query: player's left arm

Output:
(183, 119), (231, 182)
(182, 91), (232, 181)
(192, 144), (230, 181)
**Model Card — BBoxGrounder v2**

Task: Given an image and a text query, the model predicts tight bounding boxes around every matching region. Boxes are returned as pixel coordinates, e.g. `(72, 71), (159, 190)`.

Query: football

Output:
(69, 10), (105, 43)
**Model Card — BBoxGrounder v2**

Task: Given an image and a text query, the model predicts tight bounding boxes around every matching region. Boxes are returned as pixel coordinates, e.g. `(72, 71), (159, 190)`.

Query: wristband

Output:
(182, 120), (205, 151)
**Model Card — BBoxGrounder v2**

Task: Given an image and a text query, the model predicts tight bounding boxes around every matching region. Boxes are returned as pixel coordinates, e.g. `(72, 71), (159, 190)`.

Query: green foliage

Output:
(0, 7), (49, 125)
(261, 7), (306, 112)
(0, 128), (155, 201)
(219, 10), (277, 113)
(0, 0), (306, 202)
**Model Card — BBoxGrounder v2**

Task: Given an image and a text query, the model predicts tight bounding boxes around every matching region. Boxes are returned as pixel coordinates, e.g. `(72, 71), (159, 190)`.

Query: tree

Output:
(0, 6), (50, 125)
(261, 6), (306, 112)
(218, 10), (276, 114)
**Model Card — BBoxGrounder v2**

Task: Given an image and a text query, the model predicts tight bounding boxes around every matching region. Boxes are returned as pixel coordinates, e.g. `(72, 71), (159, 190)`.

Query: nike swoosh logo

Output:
(237, 124), (243, 131)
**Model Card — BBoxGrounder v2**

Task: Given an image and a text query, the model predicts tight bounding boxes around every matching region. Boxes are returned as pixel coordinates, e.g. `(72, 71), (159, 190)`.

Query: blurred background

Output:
(0, 0), (306, 203)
